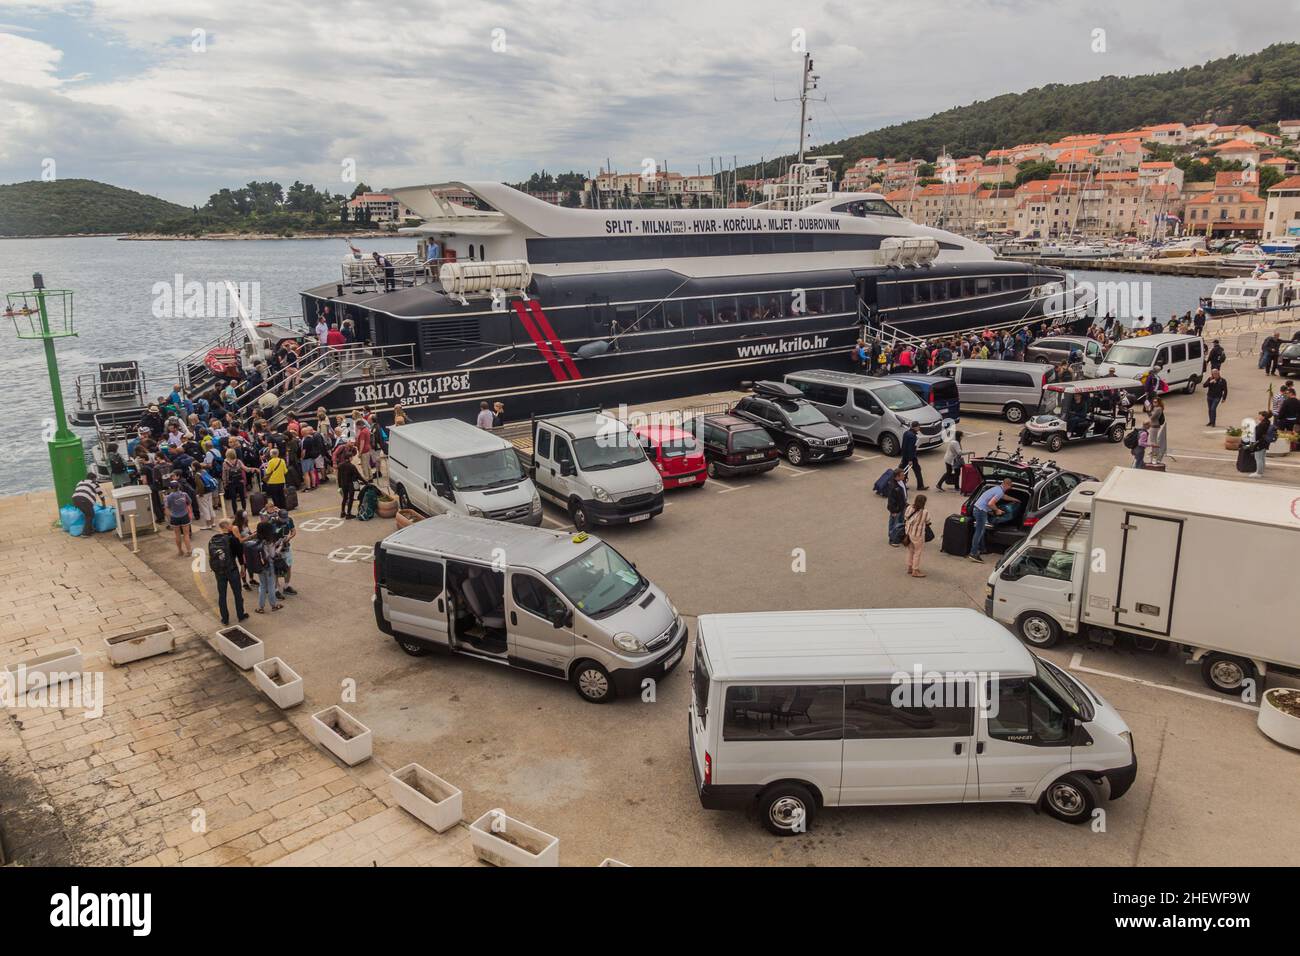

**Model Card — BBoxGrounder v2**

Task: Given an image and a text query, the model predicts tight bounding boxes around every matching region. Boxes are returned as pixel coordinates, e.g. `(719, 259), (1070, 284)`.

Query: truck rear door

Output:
(1113, 512), (1183, 636)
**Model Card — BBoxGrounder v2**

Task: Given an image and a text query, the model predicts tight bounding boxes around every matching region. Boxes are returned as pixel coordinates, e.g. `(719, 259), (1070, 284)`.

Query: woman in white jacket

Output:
(934, 430), (964, 492)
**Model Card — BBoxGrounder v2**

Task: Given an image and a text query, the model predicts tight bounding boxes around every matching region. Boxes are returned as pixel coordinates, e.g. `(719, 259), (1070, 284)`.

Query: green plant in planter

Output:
(1225, 426), (1244, 437)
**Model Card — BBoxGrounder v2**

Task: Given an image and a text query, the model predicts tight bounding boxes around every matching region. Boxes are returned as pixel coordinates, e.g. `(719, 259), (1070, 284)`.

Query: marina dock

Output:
(998, 254), (1261, 278)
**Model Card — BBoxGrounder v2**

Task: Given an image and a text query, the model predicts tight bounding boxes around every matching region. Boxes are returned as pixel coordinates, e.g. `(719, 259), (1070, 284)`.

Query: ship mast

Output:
(796, 52), (817, 164)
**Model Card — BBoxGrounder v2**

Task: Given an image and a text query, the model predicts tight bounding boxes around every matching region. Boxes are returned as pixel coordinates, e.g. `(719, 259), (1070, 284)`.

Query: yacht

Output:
(1260, 236), (1300, 256)
(1203, 271), (1300, 316)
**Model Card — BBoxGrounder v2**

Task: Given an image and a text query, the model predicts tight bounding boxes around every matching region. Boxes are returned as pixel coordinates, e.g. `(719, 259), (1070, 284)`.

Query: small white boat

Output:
(1222, 243), (1267, 266)
(1156, 237), (1208, 258)
(1260, 236), (1300, 255)
(1204, 271), (1300, 315)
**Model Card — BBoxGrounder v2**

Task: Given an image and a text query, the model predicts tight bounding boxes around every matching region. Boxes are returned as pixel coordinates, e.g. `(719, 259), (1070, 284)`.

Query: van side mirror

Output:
(559, 459), (575, 477)
(435, 483), (454, 501)
(551, 607), (573, 629)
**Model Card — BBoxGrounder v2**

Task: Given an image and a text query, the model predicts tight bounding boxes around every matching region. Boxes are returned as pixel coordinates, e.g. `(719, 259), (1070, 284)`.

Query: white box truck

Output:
(986, 467), (1300, 693)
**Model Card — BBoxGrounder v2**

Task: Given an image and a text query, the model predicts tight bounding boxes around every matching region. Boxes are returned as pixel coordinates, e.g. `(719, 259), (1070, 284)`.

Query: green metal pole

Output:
(31, 279), (86, 510)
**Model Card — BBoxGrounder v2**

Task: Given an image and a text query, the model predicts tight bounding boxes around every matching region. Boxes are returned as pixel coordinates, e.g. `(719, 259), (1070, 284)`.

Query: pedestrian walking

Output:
(164, 480), (193, 556)
(1204, 369), (1228, 426)
(899, 421), (927, 490)
(935, 430), (964, 492)
(1149, 399), (1168, 467)
(903, 494), (931, 578)
(337, 455), (361, 519)
(208, 520), (248, 625)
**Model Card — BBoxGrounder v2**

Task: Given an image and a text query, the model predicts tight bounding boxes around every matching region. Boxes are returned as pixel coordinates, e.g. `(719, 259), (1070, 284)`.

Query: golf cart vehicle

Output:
(1019, 379), (1144, 453)
(960, 443), (1096, 553)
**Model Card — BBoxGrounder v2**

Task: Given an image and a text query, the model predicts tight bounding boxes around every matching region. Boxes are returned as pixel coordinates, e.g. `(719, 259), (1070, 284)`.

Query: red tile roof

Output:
(1268, 176), (1300, 192)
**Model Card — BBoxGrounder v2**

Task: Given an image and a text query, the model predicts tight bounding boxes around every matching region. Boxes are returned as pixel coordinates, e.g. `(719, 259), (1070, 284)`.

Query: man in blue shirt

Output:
(969, 478), (1012, 562)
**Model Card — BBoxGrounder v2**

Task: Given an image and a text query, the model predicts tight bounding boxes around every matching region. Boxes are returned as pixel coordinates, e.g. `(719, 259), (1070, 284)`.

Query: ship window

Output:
(588, 304), (609, 328)
(694, 300), (715, 326)
(989, 277), (1003, 293)
(962, 279), (976, 297)
(479, 244), (485, 261)
(661, 300), (684, 329)
(707, 236), (731, 257)
(714, 297), (738, 324)
(899, 284), (915, 306)
(752, 235), (774, 255)
(792, 234), (815, 253)
(613, 306), (637, 333)
(738, 296), (762, 322)
(933, 282), (949, 301)
(949, 280), (961, 299)
(914, 283), (932, 304)
(803, 290), (825, 314)
(975, 277), (991, 294)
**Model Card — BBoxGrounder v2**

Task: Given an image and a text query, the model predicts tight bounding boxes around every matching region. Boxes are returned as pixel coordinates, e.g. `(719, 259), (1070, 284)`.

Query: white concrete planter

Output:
(1266, 444), (1290, 457)
(252, 657), (303, 708)
(469, 809), (559, 867)
(599, 858), (631, 867)
(214, 625), (264, 671)
(3, 646), (84, 690)
(104, 622), (177, 666)
(311, 706), (372, 765)
(389, 763), (462, 833)
(1258, 688), (1300, 750)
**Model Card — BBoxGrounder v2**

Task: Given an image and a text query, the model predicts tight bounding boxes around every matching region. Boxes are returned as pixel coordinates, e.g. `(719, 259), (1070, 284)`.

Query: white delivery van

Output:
(688, 607), (1135, 834)
(986, 468), (1300, 693)
(513, 409), (664, 530)
(1095, 333), (1204, 393)
(387, 419), (542, 525)
(374, 515), (687, 702)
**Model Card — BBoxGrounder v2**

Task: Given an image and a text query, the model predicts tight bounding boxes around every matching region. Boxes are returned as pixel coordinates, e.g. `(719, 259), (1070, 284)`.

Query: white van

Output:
(374, 515), (687, 702)
(387, 419), (543, 525)
(688, 608), (1135, 834)
(519, 410), (664, 530)
(1095, 333), (1204, 393)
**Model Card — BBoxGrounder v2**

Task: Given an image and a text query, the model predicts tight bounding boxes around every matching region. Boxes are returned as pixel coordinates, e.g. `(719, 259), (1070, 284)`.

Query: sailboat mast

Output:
(797, 52), (812, 164)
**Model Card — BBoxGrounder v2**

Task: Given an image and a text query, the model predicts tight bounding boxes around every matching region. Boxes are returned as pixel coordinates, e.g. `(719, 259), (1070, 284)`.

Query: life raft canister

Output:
(205, 347), (241, 379)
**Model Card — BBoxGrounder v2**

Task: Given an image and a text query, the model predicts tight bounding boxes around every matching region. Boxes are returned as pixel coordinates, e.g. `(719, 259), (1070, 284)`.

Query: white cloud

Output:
(0, 30), (63, 88)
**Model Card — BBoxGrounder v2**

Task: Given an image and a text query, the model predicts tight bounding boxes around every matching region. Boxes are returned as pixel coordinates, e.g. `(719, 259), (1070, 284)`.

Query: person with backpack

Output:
(337, 454), (361, 519)
(263, 446), (289, 510)
(192, 461), (217, 530)
(885, 468), (909, 547)
(246, 522), (282, 612)
(209, 520), (248, 625)
(1247, 411), (1275, 479)
(164, 480), (194, 556)
(1129, 420), (1150, 469)
(935, 430), (964, 492)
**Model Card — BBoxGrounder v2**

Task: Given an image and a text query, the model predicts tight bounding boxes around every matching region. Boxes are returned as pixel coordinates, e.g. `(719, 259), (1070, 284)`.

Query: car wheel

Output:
(1004, 403), (1025, 424)
(785, 441), (806, 466)
(1108, 422), (1126, 443)
(1033, 356), (1049, 364)
(759, 783), (816, 836)
(1046, 433), (1064, 453)
(395, 637), (430, 657)
(1184, 376), (1199, 395)
(1017, 611), (1061, 648)
(1040, 772), (1100, 824)
(571, 660), (614, 703)
(569, 499), (590, 531)
(1200, 653), (1255, 694)
(878, 433), (899, 457)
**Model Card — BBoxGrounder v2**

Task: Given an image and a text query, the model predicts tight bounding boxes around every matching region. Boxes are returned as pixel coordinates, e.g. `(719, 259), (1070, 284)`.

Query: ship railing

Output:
(74, 369), (148, 415)
(176, 323), (248, 391)
(341, 253), (432, 293)
(229, 342), (418, 421)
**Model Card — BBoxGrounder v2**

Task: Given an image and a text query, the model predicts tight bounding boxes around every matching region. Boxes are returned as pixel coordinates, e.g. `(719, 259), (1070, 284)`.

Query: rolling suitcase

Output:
(249, 490), (268, 516)
(941, 514), (972, 557)
(958, 463), (981, 495)
(872, 467), (897, 496)
(283, 485), (299, 511)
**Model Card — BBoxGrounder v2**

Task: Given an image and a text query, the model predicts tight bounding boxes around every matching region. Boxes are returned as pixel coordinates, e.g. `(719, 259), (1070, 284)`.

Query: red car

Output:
(632, 423), (708, 490)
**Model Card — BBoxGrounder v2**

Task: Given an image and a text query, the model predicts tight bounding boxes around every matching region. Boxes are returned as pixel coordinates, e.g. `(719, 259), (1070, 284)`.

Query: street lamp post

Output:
(5, 273), (85, 510)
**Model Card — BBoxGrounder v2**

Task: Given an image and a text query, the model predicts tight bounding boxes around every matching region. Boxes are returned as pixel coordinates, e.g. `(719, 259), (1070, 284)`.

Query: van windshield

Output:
(548, 542), (647, 618)
(1035, 657), (1094, 721)
(1105, 344), (1154, 367)
(573, 435), (648, 471)
(446, 449), (526, 491)
(875, 382), (926, 412)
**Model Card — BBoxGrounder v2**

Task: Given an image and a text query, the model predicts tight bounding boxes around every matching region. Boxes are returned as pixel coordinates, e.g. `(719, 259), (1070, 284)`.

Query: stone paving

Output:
(0, 491), (476, 867)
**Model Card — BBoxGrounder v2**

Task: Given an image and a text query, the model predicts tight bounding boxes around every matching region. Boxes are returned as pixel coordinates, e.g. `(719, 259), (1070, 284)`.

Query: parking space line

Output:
(777, 464), (812, 477)
(852, 454), (880, 463)
(1167, 451), (1300, 470)
(1067, 652), (1258, 711)
(715, 482), (749, 493)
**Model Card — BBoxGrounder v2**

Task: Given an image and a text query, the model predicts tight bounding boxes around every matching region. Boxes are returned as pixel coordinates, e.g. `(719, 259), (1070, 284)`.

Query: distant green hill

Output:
(741, 42), (1300, 178)
(0, 179), (189, 237)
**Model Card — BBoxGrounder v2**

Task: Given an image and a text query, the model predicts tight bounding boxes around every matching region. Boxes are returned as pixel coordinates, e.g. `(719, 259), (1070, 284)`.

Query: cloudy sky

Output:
(1, 0), (1296, 204)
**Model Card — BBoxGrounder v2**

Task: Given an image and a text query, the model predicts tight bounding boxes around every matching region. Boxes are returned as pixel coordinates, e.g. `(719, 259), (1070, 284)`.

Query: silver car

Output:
(932, 359), (1050, 424)
(784, 369), (946, 457)
(1024, 335), (1104, 370)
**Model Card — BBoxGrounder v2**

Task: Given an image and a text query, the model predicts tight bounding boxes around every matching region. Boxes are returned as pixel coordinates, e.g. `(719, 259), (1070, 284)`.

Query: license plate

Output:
(629, 514), (650, 523)
(663, 648), (683, 671)
(746, 454), (764, 461)
(678, 475), (696, 483)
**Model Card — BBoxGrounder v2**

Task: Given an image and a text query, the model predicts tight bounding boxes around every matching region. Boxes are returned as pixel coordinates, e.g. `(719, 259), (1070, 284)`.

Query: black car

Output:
(1278, 341), (1300, 377)
(730, 381), (853, 466)
(960, 449), (1095, 551)
(684, 413), (781, 478)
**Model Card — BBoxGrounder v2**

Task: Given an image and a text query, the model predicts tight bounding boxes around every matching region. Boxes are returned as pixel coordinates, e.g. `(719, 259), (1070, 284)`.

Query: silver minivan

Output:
(373, 514), (687, 702)
(784, 369), (946, 457)
(932, 359), (1050, 424)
